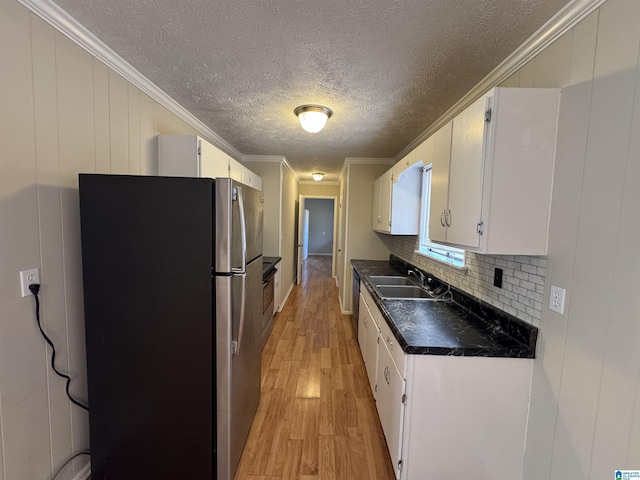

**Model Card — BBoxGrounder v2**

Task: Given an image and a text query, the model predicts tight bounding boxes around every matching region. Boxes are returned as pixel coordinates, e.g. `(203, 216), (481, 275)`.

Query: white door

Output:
(296, 195), (305, 285)
(302, 209), (310, 260)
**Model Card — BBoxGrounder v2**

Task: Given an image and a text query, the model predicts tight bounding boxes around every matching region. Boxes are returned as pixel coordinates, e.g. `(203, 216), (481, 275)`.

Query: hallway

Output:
(234, 255), (395, 479)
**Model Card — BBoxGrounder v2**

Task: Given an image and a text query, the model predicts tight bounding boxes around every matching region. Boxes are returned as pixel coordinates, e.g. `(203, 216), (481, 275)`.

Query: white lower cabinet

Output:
(375, 339), (406, 478)
(358, 292), (379, 393)
(358, 282), (533, 479)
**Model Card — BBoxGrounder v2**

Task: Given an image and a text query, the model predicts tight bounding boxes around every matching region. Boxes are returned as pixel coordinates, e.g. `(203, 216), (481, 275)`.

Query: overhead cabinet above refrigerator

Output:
(158, 134), (263, 190)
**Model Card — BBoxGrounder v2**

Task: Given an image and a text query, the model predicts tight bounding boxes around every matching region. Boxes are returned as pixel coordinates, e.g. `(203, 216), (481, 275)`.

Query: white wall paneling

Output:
(0, 1), (204, 478)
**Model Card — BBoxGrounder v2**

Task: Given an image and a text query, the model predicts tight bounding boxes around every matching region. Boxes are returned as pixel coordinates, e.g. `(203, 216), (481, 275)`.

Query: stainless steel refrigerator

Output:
(79, 174), (263, 479)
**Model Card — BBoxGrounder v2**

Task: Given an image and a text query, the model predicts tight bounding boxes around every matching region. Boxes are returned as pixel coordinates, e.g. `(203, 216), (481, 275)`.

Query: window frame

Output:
(417, 165), (466, 269)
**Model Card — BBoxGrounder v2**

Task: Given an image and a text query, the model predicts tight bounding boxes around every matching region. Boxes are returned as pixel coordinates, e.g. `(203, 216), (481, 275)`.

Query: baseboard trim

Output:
(278, 282), (294, 312)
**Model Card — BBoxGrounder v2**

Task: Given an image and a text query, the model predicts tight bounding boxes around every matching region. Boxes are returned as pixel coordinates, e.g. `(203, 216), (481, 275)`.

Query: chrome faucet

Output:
(408, 269), (425, 286)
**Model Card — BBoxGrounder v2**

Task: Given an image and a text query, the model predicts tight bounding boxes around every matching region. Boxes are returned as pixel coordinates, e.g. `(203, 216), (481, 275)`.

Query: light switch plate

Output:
(549, 285), (566, 314)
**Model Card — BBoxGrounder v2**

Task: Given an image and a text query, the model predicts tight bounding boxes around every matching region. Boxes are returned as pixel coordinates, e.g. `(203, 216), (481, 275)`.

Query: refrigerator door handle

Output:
(232, 186), (247, 274)
(231, 272), (247, 356)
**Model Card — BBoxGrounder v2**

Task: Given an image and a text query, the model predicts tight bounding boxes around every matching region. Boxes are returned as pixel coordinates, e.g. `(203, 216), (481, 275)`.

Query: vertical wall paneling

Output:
(128, 84), (141, 174)
(139, 92), (155, 175)
(31, 14), (74, 472)
(629, 366), (640, 466)
(522, 11), (599, 480)
(550, 0), (640, 477)
(281, 166), (298, 296)
(55, 31), (94, 471)
(1, 1), (243, 477)
(499, 70), (520, 87)
(93, 60), (111, 174)
(531, 30), (573, 88)
(588, 2), (640, 476)
(108, 70), (129, 174)
(517, 60), (535, 87)
(0, 1), (50, 478)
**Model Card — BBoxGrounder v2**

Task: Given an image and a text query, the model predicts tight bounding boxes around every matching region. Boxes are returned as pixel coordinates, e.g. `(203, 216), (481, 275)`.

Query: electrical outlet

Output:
(493, 268), (503, 288)
(20, 268), (40, 297)
(549, 285), (566, 314)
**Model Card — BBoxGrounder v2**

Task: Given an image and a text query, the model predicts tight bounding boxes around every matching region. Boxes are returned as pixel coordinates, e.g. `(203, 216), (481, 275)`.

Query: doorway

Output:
(296, 195), (338, 285)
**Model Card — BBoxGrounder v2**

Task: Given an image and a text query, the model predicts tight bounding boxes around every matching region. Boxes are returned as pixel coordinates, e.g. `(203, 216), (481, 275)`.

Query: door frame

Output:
(296, 195), (339, 284)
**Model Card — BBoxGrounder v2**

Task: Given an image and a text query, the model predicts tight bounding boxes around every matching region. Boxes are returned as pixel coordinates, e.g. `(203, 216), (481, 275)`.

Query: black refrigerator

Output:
(79, 174), (263, 479)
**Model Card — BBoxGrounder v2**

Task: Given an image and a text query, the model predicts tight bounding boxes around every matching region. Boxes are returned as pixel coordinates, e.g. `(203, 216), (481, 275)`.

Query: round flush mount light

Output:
(294, 104), (333, 133)
(312, 173), (324, 182)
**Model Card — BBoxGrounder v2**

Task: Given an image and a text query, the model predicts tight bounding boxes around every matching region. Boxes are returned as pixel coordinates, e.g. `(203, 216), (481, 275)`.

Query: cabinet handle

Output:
(386, 336), (393, 346)
(440, 211), (446, 227)
(446, 209), (452, 227)
(384, 366), (391, 384)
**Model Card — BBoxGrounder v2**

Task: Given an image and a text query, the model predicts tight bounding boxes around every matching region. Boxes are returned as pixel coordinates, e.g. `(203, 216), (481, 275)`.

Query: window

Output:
(417, 166), (465, 268)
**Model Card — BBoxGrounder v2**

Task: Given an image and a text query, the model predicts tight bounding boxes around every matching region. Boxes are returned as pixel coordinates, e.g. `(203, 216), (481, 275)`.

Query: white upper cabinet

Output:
(158, 135), (262, 190)
(158, 135), (228, 178)
(425, 121), (453, 244)
(372, 169), (393, 233)
(372, 158), (422, 235)
(432, 87), (560, 254)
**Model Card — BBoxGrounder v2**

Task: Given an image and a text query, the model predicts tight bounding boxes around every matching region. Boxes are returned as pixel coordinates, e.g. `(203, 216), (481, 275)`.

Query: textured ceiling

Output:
(53, 0), (571, 182)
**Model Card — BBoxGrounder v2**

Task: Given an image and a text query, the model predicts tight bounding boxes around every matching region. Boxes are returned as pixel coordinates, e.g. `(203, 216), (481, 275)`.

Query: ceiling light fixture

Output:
(294, 105), (333, 133)
(312, 173), (324, 182)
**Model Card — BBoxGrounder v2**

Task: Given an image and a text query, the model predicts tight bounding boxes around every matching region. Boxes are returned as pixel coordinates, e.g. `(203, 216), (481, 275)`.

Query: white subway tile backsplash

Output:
(390, 236), (546, 326)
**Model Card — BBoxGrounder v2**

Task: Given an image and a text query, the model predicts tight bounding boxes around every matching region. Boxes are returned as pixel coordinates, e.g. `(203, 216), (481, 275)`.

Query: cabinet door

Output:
(372, 175), (382, 230)
(250, 171), (263, 191)
(357, 295), (369, 356)
(447, 96), (487, 248)
(199, 138), (229, 178)
(427, 121), (453, 244)
(229, 157), (243, 183)
(376, 340), (406, 478)
(378, 169), (392, 233)
(363, 309), (379, 394)
(358, 295), (379, 395)
(158, 135), (199, 177)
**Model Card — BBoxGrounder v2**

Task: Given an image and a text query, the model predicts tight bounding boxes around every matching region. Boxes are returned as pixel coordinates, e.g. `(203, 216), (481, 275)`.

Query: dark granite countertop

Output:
(352, 256), (538, 358)
(262, 256), (281, 278)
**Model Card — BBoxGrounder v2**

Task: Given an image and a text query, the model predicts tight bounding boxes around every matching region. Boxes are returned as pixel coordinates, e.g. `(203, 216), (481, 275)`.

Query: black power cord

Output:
(29, 284), (89, 411)
(49, 450), (91, 480)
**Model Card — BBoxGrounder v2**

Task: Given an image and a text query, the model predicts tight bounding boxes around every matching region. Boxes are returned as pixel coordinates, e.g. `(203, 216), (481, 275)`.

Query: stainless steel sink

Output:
(374, 285), (438, 300)
(368, 275), (416, 286)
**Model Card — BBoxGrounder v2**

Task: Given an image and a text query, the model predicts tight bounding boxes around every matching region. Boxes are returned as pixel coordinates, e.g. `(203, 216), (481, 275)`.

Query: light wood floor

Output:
(234, 255), (395, 480)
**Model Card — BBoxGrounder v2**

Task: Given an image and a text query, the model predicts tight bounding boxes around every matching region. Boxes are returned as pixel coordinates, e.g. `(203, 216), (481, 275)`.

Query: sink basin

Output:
(374, 285), (437, 300)
(368, 275), (416, 286)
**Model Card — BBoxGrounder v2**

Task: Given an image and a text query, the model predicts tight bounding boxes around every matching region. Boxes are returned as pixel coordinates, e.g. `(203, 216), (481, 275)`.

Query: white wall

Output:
(340, 161), (394, 312)
(304, 198), (334, 254)
(0, 1), (213, 478)
(281, 164), (298, 300)
(516, 2), (640, 477)
(391, 0), (640, 476)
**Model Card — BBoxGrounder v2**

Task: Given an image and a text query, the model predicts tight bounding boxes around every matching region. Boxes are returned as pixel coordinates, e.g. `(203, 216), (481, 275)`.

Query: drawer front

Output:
(379, 314), (406, 376)
(360, 281), (375, 310)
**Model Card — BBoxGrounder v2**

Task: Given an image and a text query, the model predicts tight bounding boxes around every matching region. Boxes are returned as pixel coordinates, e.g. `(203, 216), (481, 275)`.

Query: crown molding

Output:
(281, 157), (299, 180)
(241, 155), (286, 163)
(395, 0), (607, 161)
(344, 157), (395, 165)
(17, 0), (243, 160)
